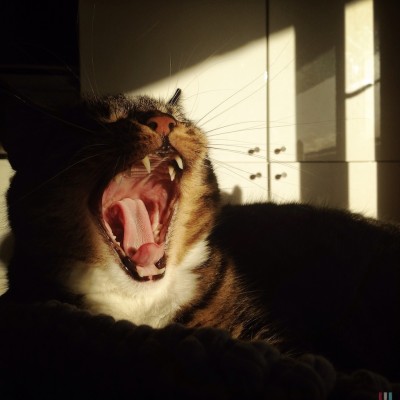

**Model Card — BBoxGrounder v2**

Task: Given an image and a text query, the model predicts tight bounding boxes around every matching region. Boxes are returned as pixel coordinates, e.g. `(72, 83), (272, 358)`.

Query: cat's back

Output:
(210, 202), (400, 379)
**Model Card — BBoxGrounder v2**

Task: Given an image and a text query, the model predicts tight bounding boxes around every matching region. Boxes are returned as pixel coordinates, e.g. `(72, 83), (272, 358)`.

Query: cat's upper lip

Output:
(100, 153), (182, 282)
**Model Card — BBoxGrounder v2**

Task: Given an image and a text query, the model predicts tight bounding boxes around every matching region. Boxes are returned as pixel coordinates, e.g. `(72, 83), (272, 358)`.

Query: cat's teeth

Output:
(168, 165), (176, 181)
(137, 269), (146, 278)
(136, 265), (165, 278)
(142, 156), (151, 173)
(153, 228), (160, 240)
(153, 223), (162, 242)
(113, 173), (123, 183)
(174, 155), (183, 170)
(151, 210), (160, 232)
(157, 267), (166, 274)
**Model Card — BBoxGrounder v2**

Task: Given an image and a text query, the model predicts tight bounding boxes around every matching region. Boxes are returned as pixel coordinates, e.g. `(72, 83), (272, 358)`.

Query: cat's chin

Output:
(98, 152), (183, 283)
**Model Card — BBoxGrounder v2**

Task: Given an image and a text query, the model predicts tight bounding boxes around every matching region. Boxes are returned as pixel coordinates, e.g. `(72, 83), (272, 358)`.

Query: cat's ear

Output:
(168, 88), (182, 106)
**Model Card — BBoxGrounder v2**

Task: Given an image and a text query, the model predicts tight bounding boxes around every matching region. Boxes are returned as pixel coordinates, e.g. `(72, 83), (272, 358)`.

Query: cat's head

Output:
(2, 88), (220, 321)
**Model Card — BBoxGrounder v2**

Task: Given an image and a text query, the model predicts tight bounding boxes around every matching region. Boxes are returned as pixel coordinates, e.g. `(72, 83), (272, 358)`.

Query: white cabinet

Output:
(267, 0), (400, 221)
(269, 162), (378, 216)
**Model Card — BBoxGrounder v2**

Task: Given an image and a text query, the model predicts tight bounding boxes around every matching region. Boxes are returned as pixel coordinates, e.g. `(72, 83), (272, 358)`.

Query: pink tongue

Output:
(114, 198), (164, 267)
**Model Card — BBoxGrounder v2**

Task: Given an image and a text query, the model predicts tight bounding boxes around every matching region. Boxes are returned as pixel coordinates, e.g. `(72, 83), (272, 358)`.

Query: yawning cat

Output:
(1, 88), (399, 381)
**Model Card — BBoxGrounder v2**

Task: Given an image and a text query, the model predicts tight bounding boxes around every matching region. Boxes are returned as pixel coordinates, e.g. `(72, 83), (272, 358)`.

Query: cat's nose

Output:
(146, 114), (177, 135)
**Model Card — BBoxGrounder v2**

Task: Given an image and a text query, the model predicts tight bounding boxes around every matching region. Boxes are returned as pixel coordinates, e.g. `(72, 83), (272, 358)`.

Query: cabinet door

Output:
(270, 162), (381, 218)
(267, 0), (400, 221)
(268, 0), (376, 163)
(215, 162), (268, 204)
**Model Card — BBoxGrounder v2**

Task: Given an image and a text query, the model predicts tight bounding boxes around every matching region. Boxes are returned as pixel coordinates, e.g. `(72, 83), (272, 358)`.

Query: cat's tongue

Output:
(115, 198), (164, 270)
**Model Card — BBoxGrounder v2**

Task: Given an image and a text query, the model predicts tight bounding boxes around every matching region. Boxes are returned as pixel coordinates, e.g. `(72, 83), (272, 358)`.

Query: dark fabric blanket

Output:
(0, 300), (398, 399)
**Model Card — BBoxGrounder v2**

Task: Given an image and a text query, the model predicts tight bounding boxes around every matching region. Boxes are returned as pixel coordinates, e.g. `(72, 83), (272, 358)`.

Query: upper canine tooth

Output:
(142, 156), (151, 173)
(175, 155), (183, 170)
(168, 165), (176, 181)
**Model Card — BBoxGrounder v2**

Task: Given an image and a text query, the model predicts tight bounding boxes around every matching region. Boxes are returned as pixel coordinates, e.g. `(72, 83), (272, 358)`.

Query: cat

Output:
(1, 86), (400, 382)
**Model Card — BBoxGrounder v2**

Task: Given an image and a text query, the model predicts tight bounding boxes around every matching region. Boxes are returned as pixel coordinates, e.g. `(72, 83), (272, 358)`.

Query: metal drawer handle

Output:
(274, 146), (286, 154)
(274, 172), (287, 180)
(250, 172), (262, 180)
(248, 147), (260, 155)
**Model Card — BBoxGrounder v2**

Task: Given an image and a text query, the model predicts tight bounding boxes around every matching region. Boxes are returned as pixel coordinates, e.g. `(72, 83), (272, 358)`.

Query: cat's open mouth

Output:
(100, 153), (182, 282)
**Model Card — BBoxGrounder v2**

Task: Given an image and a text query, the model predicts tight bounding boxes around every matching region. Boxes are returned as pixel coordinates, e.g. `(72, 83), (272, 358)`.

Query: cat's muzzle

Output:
(100, 152), (183, 282)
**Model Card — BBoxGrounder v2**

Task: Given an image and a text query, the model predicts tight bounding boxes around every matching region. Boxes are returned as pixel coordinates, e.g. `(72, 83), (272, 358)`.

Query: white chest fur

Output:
(69, 239), (209, 327)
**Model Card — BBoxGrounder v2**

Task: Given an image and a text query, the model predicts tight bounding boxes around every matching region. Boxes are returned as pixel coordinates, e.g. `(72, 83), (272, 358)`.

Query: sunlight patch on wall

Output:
(345, 0), (377, 216)
(126, 38), (267, 158)
(345, 0), (375, 162)
(348, 162), (377, 217)
(127, 38), (269, 203)
(268, 26), (297, 165)
(268, 26), (300, 203)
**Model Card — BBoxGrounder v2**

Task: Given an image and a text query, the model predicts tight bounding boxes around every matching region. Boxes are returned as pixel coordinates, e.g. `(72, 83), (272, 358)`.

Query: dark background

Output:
(0, 0), (79, 69)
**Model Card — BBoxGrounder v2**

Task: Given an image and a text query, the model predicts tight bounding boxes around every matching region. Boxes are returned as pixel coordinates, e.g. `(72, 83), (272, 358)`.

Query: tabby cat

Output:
(1, 87), (399, 381)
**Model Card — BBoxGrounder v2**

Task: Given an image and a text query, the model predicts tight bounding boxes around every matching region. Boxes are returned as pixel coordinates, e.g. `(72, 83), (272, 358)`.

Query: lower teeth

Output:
(168, 165), (176, 181)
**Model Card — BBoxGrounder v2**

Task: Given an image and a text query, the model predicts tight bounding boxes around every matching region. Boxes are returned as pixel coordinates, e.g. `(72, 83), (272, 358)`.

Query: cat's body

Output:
(1, 89), (400, 381)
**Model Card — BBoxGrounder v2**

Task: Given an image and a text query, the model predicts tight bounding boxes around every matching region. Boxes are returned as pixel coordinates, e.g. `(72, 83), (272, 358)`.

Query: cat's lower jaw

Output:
(68, 238), (209, 327)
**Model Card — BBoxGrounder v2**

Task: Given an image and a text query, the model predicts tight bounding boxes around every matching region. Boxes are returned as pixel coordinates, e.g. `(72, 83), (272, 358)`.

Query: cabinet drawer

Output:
(214, 162), (268, 204)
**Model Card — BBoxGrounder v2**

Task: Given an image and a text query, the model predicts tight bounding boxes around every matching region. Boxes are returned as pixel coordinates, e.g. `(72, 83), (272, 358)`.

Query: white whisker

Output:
(207, 126), (266, 138)
(195, 72), (266, 126)
(15, 151), (112, 201)
(209, 138), (265, 145)
(200, 83), (266, 128)
(207, 146), (266, 161)
(211, 158), (270, 194)
(204, 120), (266, 135)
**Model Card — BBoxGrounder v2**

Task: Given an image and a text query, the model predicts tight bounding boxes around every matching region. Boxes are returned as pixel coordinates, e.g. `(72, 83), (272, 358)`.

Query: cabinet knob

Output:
(274, 172), (287, 180)
(274, 146), (286, 154)
(248, 147), (260, 155)
(250, 172), (262, 180)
